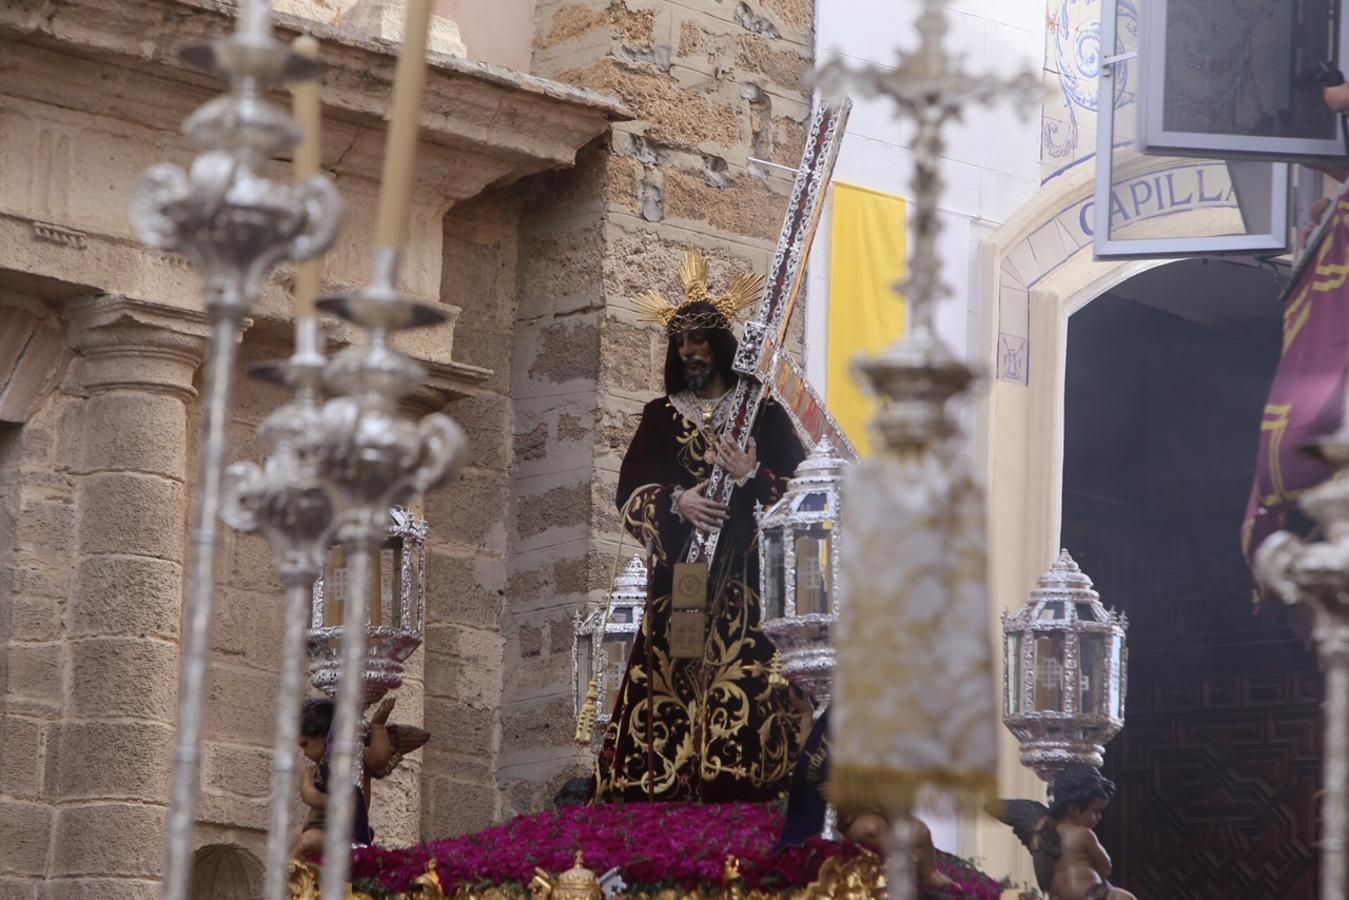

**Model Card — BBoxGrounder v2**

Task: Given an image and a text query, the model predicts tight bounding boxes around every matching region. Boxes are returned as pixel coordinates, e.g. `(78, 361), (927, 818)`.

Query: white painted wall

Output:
(806, 0), (1044, 389)
(806, 0), (1047, 861)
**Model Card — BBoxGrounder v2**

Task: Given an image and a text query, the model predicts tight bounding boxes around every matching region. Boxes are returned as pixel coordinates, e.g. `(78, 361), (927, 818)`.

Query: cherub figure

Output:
(838, 809), (955, 894)
(985, 765), (1138, 900)
(291, 695), (429, 859)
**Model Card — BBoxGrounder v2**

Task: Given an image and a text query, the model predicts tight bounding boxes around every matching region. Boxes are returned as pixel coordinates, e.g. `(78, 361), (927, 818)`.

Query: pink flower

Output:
(346, 802), (1000, 898)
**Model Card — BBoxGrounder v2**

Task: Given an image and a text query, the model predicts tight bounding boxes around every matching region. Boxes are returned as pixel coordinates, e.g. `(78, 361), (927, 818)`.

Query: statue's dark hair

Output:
(663, 302), (739, 395)
(1048, 764), (1116, 819)
(552, 777), (592, 807)
(300, 698), (335, 738)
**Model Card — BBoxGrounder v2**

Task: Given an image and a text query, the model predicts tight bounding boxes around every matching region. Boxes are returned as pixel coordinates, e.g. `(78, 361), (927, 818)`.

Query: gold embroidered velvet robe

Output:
(593, 392), (807, 802)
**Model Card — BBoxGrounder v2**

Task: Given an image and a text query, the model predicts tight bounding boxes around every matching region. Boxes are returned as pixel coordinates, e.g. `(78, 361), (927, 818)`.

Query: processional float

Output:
(131, 2), (462, 900)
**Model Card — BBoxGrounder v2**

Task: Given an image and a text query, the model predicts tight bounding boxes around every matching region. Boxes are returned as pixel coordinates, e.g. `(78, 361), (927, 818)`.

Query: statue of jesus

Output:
(591, 248), (808, 803)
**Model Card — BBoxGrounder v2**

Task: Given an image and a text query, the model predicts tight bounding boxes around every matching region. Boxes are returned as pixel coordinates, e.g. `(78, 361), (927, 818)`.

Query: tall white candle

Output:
(291, 35), (322, 319)
(371, 0), (434, 252)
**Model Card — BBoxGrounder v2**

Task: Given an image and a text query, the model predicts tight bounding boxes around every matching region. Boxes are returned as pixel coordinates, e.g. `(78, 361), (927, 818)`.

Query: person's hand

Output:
(371, 695), (396, 725)
(1326, 83), (1349, 115)
(714, 435), (757, 481)
(1302, 196), (1333, 244)
(676, 480), (728, 531)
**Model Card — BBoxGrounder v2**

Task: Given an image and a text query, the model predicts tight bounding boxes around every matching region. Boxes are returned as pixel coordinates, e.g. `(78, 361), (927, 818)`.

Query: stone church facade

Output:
(0, 0), (812, 895)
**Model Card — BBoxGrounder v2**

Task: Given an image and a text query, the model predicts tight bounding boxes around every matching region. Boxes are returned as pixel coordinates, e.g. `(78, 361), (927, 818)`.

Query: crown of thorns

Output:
(632, 248), (764, 336)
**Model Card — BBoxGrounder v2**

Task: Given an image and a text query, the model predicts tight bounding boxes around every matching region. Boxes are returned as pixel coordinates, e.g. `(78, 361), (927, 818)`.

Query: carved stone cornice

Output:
(65, 295), (213, 400)
(399, 358), (493, 416)
(0, 0), (630, 192)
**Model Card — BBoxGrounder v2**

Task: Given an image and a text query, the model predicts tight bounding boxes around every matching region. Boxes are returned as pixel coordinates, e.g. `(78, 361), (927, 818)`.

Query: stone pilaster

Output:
(47, 296), (207, 898)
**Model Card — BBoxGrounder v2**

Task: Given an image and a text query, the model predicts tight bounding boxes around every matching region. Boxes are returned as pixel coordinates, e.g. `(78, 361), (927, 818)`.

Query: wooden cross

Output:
(684, 99), (851, 568)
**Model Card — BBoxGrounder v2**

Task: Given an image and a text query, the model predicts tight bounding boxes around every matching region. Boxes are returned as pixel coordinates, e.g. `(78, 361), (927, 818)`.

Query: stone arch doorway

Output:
(971, 161), (1301, 885)
(189, 844), (262, 900)
(1059, 259), (1318, 898)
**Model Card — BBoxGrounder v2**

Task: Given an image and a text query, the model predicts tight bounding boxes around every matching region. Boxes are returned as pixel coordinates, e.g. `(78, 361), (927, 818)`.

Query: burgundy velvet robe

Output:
(592, 391), (807, 802)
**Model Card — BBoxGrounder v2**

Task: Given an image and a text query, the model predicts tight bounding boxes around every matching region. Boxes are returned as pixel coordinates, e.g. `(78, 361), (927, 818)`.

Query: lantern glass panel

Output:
(793, 526), (831, 617)
(576, 631), (595, 714)
(374, 542), (396, 629)
(1033, 633), (1066, 712)
(763, 529), (786, 621)
(612, 606), (632, 624)
(796, 491), (830, 514)
(1006, 632), (1024, 715)
(1037, 601), (1065, 621)
(1109, 634), (1124, 718)
(602, 635), (632, 712)
(324, 545), (349, 627)
(1079, 634), (1104, 715)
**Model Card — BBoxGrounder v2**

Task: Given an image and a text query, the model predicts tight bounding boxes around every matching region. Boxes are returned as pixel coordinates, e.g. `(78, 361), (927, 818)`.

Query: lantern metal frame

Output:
(758, 438), (847, 708)
(1001, 549), (1129, 783)
(573, 555), (648, 742)
(308, 505), (428, 704)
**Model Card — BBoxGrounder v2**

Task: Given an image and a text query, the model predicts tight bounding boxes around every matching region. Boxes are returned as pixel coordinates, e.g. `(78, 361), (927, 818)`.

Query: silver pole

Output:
(885, 814), (916, 900)
(162, 314), (244, 900)
(319, 539), (373, 900)
(263, 578), (316, 900)
(1322, 636), (1349, 900)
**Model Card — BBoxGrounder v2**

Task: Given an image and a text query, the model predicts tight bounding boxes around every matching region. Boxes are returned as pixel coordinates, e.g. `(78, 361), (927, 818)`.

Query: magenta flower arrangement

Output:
(348, 802), (1003, 898)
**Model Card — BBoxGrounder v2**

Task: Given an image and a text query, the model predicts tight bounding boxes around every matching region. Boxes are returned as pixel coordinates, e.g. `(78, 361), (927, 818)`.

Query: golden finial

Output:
(768, 650), (788, 687)
(720, 856), (744, 900)
(575, 676), (599, 744)
(410, 859), (447, 898)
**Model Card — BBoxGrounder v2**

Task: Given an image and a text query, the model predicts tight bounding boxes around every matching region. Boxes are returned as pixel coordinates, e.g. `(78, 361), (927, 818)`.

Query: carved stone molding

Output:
(65, 295), (213, 401)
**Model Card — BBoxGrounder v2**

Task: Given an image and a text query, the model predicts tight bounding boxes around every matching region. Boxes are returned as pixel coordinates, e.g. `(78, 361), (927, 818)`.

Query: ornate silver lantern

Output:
(1002, 550), (1128, 782)
(309, 506), (428, 704)
(574, 555), (648, 743)
(758, 438), (847, 706)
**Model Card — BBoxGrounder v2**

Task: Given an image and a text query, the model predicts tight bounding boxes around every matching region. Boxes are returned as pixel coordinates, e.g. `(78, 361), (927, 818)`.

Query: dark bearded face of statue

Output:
(676, 329), (716, 390)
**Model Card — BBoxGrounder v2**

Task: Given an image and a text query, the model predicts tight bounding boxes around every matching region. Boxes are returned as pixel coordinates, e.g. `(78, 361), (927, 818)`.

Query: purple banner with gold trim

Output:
(1242, 194), (1349, 563)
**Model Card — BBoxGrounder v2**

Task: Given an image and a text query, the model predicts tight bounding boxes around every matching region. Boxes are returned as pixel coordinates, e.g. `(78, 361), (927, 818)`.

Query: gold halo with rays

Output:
(632, 247), (764, 334)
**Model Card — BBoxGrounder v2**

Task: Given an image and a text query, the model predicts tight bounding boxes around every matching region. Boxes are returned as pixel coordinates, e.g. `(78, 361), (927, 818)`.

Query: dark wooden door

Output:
(1062, 296), (1320, 899)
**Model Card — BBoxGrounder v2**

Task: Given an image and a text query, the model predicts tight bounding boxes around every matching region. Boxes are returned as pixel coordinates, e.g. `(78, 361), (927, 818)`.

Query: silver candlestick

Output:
(815, 3), (1041, 896)
(1255, 419), (1349, 900)
(220, 319), (336, 900)
(129, 7), (340, 899)
(311, 249), (466, 900)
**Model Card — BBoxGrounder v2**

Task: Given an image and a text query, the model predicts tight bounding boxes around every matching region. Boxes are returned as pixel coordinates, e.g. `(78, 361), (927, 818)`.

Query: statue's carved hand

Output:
(676, 480), (728, 532)
(714, 436), (757, 482)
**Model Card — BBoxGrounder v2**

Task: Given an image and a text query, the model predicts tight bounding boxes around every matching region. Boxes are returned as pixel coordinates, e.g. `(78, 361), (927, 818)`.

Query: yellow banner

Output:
(826, 182), (907, 456)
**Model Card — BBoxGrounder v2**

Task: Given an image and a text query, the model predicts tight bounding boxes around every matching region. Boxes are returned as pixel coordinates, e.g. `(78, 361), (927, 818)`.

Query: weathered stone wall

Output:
(0, 0), (621, 888)
(496, 0), (814, 814)
(418, 191), (527, 838)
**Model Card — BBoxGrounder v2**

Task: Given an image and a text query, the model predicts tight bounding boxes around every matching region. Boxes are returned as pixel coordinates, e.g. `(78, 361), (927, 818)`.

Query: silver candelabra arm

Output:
(310, 250), (466, 900)
(221, 338), (338, 900)
(128, 10), (341, 900)
(1255, 470), (1349, 900)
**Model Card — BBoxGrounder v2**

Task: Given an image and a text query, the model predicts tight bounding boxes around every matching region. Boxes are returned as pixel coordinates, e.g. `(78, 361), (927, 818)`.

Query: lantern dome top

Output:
(613, 555), (646, 595)
(793, 437), (847, 482)
(1004, 549), (1127, 633)
(758, 438), (847, 530)
(1036, 548), (1097, 598)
